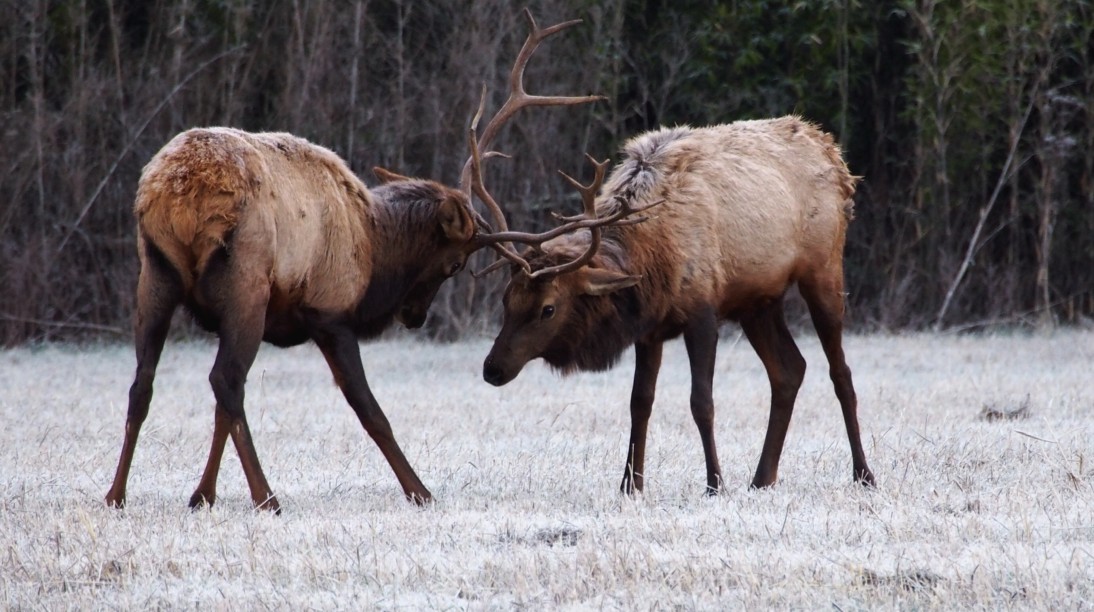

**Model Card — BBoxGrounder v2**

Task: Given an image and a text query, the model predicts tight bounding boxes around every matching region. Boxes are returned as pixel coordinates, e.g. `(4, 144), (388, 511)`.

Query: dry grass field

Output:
(1, 330), (1092, 609)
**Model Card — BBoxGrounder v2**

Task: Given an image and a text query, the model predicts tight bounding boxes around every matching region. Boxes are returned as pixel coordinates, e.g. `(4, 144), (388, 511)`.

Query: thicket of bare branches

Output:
(2, 0), (1091, 344)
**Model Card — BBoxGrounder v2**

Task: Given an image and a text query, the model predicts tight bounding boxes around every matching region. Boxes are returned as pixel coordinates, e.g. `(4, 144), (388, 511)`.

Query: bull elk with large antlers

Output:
(104, 9), (602, 513)
(481, 117), (876, 494)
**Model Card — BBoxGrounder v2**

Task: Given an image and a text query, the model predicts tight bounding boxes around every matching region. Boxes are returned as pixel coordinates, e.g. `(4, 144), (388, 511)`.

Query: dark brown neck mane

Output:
(352, 182), (449, 337)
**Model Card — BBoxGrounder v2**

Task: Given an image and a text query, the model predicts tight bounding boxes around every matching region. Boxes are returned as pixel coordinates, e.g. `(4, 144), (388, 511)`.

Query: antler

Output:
(458, 9), (605, 270)
(475, 155), (664, 279)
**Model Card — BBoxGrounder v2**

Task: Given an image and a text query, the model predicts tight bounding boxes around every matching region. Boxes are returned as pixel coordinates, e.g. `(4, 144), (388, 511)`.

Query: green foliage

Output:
(617, 1), (877, 140)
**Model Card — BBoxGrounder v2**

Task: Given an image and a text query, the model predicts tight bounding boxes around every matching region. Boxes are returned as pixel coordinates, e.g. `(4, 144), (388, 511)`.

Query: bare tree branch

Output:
(55, 46), (244, 256)
(932, 80), (1039, 332)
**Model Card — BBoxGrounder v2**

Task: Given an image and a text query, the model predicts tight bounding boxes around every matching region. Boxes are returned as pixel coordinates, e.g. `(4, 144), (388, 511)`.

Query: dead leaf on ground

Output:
(981, 395), (1031, 422)
(857, 568), (945, 591)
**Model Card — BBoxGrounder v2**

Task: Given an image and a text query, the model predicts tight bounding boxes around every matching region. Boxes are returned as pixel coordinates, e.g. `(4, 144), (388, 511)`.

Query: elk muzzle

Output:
(482, 355), (508, 386)
(396, 279), (445, 329)
(482, 347), (524, 387)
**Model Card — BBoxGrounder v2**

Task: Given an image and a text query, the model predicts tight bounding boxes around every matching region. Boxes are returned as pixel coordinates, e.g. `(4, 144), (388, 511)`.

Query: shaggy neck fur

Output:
(532, 234), (659, 374)
(353, 182), (448, 333)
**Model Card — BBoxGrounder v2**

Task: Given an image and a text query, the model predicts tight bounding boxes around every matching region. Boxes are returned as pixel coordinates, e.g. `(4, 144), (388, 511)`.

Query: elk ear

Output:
(577, 268), (640, 296)
(438, 194), (474, 242)
(372, 167), (413, 184)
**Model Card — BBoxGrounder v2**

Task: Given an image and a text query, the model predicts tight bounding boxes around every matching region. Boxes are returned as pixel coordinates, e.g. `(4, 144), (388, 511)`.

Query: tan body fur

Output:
(137, 128), (373, 313)
(557, 117), (854, 335)
(485, 116), (874, 493)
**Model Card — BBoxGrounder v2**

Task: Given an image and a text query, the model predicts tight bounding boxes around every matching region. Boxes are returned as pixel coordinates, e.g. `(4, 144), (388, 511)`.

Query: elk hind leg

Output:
(188, 407), (233, 510)
(799, 274), (875, 486)
(191, 261), (280, 512)
(105, 243), (182, 508)
(620, 341), (663, 495)
(741, 298), (806, 489)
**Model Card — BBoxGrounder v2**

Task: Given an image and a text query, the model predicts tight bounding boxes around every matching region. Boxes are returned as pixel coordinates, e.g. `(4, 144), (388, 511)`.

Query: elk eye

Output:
(449, 261), (464, 276)
(540, 305), (555, 320)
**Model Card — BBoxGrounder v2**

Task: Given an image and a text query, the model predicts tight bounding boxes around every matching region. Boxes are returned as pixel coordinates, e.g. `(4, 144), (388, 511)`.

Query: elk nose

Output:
(483, 357), (505, 386)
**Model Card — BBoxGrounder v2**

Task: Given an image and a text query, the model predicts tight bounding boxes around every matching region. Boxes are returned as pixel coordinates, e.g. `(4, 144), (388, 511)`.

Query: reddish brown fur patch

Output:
(135, 129), (263, 288)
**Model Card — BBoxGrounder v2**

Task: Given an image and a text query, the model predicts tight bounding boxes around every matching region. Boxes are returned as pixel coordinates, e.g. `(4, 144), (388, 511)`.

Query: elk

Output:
(480, 117), (876, 494)
(104, 9), (602, 513)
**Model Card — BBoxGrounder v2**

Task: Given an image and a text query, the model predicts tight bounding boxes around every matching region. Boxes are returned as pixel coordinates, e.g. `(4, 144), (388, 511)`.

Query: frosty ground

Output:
(1, 330), (1091, 609)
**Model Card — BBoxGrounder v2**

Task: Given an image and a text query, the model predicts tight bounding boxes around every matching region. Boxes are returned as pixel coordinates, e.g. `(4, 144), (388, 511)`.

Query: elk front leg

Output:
(105, 253), (180, 509)
(683, 308), (723, 495)
(620, 341), (663, 495)
(741, 299), (806, 489)
(315, 328), (432, 505)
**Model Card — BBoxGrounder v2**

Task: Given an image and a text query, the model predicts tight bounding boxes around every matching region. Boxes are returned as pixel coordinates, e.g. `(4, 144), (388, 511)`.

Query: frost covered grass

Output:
(1, 330), (1092, 609)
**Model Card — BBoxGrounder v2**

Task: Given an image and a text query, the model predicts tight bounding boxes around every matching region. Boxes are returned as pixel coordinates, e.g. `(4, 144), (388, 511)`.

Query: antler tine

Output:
(466, 102), (531, 275)
(474, 156), (660, 282)
(460, 9), (606, 277)
(471, 255), (513, 279)
(472, 197), (663, 248)
(458, 9), (605, 194)
(527, 154), (608, 279)
(481, 9), (605, 156)
(527, 228), (601, 279)
(555, 153), (609, 222)
(466, 87), (511, 235)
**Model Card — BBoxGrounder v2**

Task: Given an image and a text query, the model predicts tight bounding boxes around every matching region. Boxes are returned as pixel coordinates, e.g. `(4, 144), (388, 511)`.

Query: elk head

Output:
(371, 166), (476, 329)
(396, 191), (475, 329)
(478, 157), (661, 385)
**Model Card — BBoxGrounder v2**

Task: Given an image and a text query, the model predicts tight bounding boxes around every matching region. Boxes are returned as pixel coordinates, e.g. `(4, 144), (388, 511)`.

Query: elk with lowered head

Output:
(480, 117), (876, 494)
(104, 9), (602, 513)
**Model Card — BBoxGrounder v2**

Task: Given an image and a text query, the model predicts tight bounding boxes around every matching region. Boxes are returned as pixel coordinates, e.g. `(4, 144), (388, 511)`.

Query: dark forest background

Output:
(1, 0), (1092, 345)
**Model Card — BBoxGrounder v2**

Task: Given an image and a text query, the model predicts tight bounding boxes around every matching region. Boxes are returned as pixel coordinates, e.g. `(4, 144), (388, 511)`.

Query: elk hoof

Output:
(749, 477), (776, 490)
(407, 491), (434, 506)
(619, 472), (644, 496)
(188, 491), (215, 510)
(256, 496), (281, 515)
(104, 494), (125, 509)
(855, 468), (877, 488)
